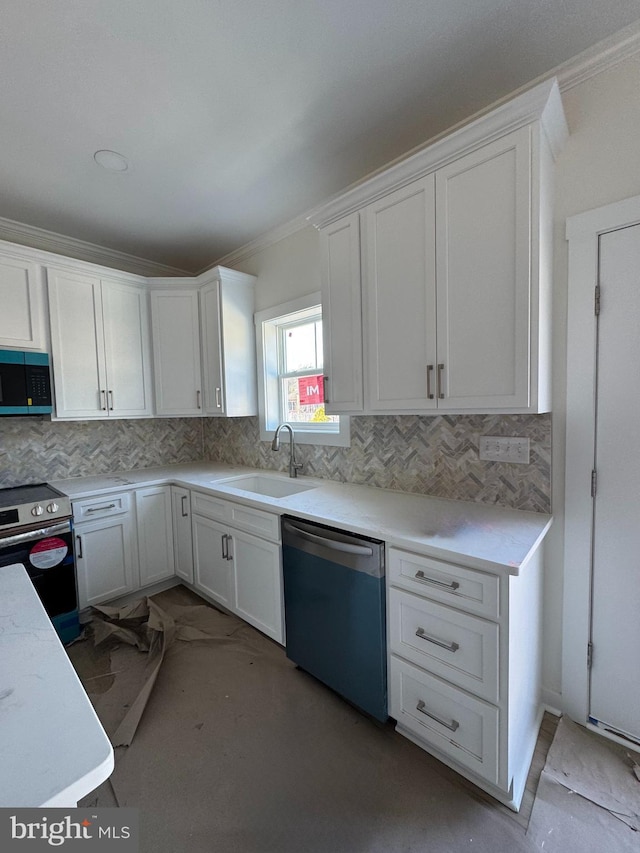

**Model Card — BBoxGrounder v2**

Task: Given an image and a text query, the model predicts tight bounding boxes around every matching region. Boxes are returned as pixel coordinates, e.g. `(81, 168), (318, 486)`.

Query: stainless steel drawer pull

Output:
(108, 389), (114, 410)
(323, 375), (329, 404)
(215, 387), (222, 408)
(86, 503), (117, 513)
(415, 627), (459, 653)
(221, 533), (228, 560)
(100, 389), (107, 411)
(181, 495), (188, 517)
(197, 389), (202, 409)
(416, 700), (460, 732)
(415, 570), (460, 591)
(426, 365), (434, 400)
(76, 535), (83, 559)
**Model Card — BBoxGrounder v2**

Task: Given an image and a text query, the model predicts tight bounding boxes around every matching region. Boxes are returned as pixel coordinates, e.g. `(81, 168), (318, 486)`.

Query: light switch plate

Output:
(479, 436), (530, 464)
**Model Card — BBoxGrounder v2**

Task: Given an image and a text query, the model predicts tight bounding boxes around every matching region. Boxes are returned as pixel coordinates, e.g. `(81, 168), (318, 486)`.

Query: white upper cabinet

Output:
(310, 78), (568, 416)
(149, 267), (257, 418)
(47, 267), (153, 420)
(319, 213), (363, 413)
(0, 252), (45, 350)
(200, 269), (257, 417)
(435, 127), (532, 410)
(150, 287), (203, 417)
(363, 176), (437, 411)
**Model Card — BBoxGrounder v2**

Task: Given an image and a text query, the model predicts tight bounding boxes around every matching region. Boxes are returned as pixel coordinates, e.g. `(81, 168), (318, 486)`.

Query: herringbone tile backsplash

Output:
(0, 418), (204, 487)
(0, 413), (551, 513)
(204, 414), (551, 513)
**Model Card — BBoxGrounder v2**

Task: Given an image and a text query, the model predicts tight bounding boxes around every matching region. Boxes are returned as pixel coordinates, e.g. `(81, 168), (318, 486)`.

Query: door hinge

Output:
(587, 642), (593, 669)
(594, 284), (601, 315)
(591, 469), (597, 497)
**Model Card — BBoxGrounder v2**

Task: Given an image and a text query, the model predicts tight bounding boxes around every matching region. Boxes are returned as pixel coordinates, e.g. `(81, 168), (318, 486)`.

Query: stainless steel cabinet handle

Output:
(76, 535), (83, 559)
(323, 375), (329, 404)
(437, 363), (445, 399)
(416, 700), (459, 732)
(415, 627), (459, 653)
(100, 389), (107, 411)
(415, 570), (460, 591)
(226, 534), (233, 561)
(426, 365), (434, 400)
(86, 503), (117, 513)
(221, 533), (228, 560)
(215, 387), (222, 408)
(197, 389), (202, 409)
(108, 389), (114, 410)
(181, 495), (188, 517)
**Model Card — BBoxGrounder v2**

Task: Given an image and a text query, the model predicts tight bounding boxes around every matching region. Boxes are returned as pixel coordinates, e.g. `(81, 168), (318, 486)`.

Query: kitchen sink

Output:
(214, 474), (318, 499)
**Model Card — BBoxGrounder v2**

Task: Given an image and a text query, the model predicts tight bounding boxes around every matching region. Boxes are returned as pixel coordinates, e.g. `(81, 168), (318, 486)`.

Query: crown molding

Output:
(556, 18), (640, 92)
(0, 215), (190, 277)
(202, 210), (312, 273)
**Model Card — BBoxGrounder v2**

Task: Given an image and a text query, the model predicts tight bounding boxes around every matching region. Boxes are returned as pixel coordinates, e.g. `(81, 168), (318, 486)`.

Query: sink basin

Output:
(215, 474), (318, 499)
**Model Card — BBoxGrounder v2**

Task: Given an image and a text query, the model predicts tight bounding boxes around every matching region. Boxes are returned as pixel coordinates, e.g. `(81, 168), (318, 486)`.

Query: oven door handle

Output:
(0, 520), (72, 549)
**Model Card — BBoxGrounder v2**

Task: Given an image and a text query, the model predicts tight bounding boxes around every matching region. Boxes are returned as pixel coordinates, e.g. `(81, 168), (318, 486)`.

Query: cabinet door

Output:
(319, 213), (363, 413)
(0, 255), (43, 350)
(150, 288), (203, 416)
(231, 529), (283, 643)
(363, 176), (437, 411)
(102, 280), (153, 417)
(199, 280), (225, 415)
(75, 515), (137, 609)
(136, 485), (175, 587)
(192, 514), (233, 608)
(435, 127), (531, 409)
(47, 268), (107, 419)
(171, 487), (194, 583)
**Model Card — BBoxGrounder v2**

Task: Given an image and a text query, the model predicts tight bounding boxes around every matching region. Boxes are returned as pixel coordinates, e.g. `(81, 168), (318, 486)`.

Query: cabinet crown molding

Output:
(308, 78), (568, 229)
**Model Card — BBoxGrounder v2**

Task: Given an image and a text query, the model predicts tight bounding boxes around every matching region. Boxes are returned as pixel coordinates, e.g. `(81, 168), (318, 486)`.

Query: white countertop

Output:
(52, 463), (552, 575)
(0, 564), (114, 807)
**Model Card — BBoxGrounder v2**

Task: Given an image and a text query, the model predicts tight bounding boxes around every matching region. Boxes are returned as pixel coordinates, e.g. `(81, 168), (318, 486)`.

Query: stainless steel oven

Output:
(0, 484), (79, 643)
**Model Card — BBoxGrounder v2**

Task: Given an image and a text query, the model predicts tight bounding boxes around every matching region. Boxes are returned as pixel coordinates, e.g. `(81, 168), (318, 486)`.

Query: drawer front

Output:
(390, 656), (499, 784)
(73, 491), (131, 521)
(388, 548), (500, 619)
(191, 490), (230, 523)
(228, 503), (280, 542)
(389, 588), (499, 702)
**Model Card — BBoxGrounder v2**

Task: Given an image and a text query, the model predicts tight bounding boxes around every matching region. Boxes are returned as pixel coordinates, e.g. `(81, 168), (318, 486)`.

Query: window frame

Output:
(254, 293), (350, 447)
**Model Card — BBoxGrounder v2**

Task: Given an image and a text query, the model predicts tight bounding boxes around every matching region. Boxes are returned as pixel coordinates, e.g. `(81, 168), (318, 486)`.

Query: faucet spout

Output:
(271, 423), (303, 478)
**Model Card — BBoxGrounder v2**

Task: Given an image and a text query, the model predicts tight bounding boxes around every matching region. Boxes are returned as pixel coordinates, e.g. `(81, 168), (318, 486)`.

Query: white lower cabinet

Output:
(136, 485), (175, 587)
(388, 545), (543, 812)
(171, 486), (194, 583)
(73, 492), (138, 610)
(191, 491), (283, 643)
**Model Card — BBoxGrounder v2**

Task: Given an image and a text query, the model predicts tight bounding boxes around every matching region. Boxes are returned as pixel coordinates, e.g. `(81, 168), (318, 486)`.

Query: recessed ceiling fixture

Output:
(93, 149), (129, 172)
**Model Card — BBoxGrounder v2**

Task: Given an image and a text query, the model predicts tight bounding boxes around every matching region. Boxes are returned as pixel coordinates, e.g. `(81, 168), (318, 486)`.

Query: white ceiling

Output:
(2, 1), (640, 273)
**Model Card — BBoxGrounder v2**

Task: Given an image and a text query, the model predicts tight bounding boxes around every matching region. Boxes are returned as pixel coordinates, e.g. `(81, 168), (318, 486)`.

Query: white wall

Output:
(232, 53), (640, 707)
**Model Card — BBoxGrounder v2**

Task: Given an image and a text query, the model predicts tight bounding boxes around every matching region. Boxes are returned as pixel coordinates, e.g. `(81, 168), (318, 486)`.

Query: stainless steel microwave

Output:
(0, 349), (52, 415)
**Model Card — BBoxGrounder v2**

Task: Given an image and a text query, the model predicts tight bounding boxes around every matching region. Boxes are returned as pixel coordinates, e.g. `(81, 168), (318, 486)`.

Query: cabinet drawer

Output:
(228, 503), (280, 543)
(390, 656), (499, 784)
(389, 588), (499, 703)
(73, 491), (131, 521)
(191, 490), (229, 523)
(388, 548), (499, 619)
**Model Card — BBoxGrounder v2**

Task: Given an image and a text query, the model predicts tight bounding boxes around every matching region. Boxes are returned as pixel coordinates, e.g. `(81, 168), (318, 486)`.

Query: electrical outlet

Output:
(479, 436), (530, 464)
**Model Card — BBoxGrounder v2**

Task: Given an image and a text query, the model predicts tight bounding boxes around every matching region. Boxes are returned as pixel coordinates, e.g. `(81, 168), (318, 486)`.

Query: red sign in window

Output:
(298, 375), (324, 405)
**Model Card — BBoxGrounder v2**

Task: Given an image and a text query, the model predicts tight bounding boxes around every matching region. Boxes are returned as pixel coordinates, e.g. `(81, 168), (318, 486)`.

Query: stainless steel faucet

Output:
(271, 423), (303, 478)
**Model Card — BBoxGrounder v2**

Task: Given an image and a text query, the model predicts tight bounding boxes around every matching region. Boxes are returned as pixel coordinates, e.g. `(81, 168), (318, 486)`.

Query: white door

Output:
(435, 127), (531, 409)
(199, 280), (225, 415)
(150, 289), (203, 416)
(47, 268), (107, 418)
(589, 224), (640, 744)
(0, 255), (43, 349)
(101, 279), (153, 417)
(172, 487), (194, 583)
(363, 175), (437, 411)
(232, 529), (283, 643)
(75, 516), (137, 609)
(192, 514), (232, 608)
(136, 486), (175, 587)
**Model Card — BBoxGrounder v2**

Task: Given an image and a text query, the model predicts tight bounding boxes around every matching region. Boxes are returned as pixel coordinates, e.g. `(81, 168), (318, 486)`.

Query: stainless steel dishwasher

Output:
(282, 515), (387, 722)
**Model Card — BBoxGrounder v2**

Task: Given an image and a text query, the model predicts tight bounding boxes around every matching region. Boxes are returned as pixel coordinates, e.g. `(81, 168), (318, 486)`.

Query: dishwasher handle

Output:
(283, 520), (374, 557)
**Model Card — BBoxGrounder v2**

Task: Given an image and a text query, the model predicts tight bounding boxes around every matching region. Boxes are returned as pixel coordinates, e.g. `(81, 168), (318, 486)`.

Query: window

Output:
(255, 293), (350, 447)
